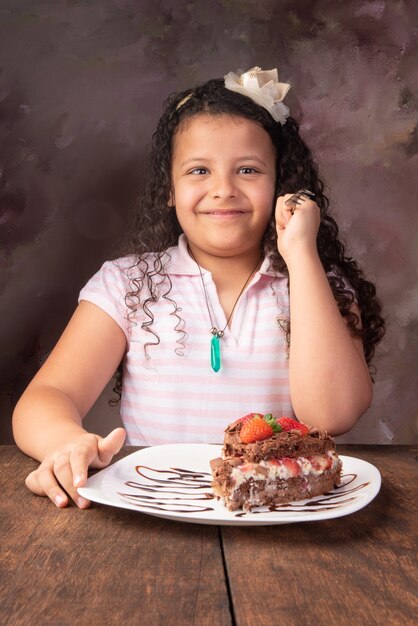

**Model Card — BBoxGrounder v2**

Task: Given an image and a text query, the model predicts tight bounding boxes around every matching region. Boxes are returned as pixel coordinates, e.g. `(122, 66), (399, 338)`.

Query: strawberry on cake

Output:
(210, 413), (342, 512)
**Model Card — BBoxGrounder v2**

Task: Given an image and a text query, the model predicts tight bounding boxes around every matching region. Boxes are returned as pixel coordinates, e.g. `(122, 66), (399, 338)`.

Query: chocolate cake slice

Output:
(210, 414), (342, 512)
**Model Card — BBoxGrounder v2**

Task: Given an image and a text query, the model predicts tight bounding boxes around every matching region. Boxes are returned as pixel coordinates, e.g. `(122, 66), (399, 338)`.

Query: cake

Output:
(210, 413), (342, 512)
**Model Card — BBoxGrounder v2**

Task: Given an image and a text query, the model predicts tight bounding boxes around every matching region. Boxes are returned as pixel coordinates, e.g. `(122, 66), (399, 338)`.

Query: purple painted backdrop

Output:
(1, 0), (417, 443)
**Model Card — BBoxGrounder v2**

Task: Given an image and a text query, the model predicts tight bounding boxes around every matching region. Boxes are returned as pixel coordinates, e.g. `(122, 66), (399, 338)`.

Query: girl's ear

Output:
(168, 189), (175, 208)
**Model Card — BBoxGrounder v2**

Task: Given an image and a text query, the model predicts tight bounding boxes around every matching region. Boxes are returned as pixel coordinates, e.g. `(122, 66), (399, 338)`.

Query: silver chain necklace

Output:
(189, 249), (262, 372)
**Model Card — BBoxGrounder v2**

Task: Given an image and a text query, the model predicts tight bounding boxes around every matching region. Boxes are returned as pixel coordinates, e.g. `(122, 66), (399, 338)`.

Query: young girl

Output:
(13, 66), (385, 508)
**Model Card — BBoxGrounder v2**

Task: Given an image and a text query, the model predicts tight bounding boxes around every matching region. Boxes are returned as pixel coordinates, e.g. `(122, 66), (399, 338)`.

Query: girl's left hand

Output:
(275, 192), (320, 265)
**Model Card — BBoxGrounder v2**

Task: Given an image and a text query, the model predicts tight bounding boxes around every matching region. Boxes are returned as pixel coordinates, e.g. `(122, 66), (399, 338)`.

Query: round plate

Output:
(78, 444), (381, 526)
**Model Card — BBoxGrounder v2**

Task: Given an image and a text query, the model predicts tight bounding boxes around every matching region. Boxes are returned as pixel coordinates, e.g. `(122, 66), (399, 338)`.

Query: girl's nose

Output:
(210, 172), (237, 198)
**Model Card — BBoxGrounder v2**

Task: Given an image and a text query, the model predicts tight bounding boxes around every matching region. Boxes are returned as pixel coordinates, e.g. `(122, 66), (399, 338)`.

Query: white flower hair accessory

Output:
(224, 66), (291, 124)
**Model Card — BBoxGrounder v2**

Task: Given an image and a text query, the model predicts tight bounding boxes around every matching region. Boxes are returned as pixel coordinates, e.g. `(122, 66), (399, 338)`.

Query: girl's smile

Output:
(170, 113), (276, 267)
(198, 209), (250, 217)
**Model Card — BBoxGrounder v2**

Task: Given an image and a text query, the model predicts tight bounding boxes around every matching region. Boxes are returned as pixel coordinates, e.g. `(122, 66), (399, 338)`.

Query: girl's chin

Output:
(187, 238), (261, 259)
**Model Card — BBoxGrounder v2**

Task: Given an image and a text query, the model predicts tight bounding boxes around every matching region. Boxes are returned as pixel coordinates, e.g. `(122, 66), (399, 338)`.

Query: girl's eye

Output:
(239, 166), (259, 174)
(189, 167), (208, 175)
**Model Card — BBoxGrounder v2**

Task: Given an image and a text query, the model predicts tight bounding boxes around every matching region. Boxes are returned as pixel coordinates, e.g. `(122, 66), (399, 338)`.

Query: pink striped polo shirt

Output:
(79, 235), (293, 445)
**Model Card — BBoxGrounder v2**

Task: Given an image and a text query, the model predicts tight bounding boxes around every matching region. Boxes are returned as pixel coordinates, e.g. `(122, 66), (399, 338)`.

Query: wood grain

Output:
(222, 445), (418, 626)
(2, 445), (417, 626)
(0, 447), (232, 626)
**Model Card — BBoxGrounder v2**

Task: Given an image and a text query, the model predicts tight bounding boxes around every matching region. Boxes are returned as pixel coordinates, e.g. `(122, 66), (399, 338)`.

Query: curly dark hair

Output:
(111, 77), (385, 402)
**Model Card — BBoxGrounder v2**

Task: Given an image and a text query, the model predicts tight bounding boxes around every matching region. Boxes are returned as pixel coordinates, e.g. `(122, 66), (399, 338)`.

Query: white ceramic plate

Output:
(78, 444), (381, 526)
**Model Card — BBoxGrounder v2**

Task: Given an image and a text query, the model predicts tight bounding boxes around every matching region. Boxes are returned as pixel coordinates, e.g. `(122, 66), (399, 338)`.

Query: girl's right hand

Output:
(25, 427), (126, 508)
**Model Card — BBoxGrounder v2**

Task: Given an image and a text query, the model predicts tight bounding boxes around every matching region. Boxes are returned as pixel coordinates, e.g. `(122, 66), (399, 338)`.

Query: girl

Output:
(12, 66), (385, 508)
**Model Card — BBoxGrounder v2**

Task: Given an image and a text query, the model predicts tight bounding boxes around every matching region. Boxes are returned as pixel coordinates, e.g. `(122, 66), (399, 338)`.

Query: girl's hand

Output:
(25, 427), (126, 508)
(275, 192), (321, 265)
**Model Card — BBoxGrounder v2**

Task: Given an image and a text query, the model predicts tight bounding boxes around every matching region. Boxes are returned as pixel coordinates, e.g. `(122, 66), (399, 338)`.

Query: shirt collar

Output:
(166, 234), (284, 278)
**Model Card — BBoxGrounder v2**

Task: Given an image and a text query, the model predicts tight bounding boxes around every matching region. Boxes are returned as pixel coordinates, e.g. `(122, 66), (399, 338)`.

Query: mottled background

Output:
(1, 0), (417, 444)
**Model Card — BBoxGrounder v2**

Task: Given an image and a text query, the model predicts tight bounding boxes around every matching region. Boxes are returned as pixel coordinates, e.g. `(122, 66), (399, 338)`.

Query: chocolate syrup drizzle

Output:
(117, 465), (215, 513)
(116, 464), (370, 518)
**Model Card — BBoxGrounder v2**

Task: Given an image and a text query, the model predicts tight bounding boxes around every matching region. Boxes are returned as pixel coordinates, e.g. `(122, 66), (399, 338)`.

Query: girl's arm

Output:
(12, 300), (127, 507)
(276, 194), (372, 435)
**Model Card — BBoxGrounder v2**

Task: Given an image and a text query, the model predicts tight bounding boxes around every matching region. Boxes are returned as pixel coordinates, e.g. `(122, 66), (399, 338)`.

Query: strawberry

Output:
(277, 416), (309, 435)
(281, 457), (301, 477)
(231, 412), (263, 427)
(240, 413), (281, 443)
(269, 457), (300, 477)
(308, 455), (332, 472)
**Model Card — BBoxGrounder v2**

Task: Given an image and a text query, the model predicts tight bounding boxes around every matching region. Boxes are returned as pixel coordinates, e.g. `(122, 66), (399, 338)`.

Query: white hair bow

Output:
(224, 66), (291, 124)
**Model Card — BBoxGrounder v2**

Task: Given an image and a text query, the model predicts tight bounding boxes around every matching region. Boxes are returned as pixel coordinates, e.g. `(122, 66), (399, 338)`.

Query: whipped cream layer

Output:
(229, 451), (339, 489)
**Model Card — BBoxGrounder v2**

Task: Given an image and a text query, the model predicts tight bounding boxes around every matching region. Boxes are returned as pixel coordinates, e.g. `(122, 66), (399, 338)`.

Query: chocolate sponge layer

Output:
(211, 461), (343, 512)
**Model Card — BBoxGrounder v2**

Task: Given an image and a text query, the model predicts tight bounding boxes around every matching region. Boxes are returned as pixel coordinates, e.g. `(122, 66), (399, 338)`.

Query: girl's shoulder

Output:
(107, 236), (201, 279)
(79, 256), (136, 304)
(102, 254), (138, 273)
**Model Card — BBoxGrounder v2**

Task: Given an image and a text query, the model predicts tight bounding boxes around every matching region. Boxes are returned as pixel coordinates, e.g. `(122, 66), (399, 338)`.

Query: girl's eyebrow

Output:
(180, 157), (210, 167)
(239, 155), (268, 165)
(179, 155), (268, 167)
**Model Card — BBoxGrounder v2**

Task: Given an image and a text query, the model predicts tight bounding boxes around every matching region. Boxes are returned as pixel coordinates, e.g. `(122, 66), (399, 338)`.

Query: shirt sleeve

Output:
(78, 259), (132, 341)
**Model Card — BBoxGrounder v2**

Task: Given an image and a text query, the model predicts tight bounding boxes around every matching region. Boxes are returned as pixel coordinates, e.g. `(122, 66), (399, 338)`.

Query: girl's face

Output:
(170, 113), (276, 265)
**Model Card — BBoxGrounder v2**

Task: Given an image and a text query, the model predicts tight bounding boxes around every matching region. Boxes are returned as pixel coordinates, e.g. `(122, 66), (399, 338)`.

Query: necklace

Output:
(189, 250), (262, 372)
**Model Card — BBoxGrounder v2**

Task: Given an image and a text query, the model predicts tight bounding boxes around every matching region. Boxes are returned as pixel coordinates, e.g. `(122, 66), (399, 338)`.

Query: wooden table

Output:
(1, 445), (416, 625)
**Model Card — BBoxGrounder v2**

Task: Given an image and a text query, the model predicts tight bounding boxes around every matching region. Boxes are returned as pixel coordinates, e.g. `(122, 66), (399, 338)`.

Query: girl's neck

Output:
(187, 243), (263, 289)
(187, 242), (264, 323)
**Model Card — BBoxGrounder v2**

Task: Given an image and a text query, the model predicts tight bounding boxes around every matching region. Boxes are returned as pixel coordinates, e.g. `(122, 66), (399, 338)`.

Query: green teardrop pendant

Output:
(211, 335), (221, 372)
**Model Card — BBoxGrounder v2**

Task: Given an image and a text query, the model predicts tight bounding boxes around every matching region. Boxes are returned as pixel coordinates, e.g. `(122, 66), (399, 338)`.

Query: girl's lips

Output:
(199, 210), (249, 216)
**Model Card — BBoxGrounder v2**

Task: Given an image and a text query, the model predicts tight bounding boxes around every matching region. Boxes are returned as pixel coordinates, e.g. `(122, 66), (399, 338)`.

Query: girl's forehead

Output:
(172, 113), (274, 154)
(175, 112), (263, 135)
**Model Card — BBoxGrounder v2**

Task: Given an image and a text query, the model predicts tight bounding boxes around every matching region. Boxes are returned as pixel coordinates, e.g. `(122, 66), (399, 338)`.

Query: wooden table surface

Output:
(1, 445), (416, 626)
